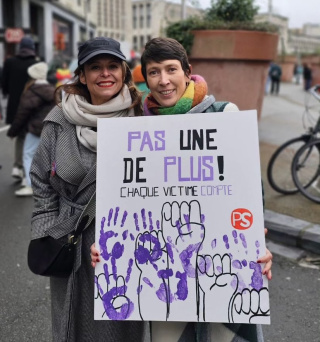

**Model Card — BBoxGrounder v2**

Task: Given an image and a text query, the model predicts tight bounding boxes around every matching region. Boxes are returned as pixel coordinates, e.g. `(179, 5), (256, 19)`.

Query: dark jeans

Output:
(304, 79), (312, 91)
(270, 77), (280, 94)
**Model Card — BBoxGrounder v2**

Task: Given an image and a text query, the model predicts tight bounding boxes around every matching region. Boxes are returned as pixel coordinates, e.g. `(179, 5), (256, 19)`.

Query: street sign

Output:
(5, 28), (24, 43)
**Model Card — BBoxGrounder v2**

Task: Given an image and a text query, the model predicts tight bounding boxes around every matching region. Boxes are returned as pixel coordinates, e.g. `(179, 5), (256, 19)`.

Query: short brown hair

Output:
(141, 37), (191, 85)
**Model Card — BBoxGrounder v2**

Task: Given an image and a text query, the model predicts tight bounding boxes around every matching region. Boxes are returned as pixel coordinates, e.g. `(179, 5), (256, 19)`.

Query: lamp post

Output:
(181, 0), (186, 20)
(268, 0), (272, 22)
(85, 0), (90, 40)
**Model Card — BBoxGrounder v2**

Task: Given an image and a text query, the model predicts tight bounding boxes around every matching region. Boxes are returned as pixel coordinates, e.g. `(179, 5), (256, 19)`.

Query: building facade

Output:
(95, 0), (133, 59)
(302, 23), (320, 37)
(96, 0), (132, 42)
(255, 13), (289, 54)
(131, 0), (202, 53)
(288, 30), (320, 55)
(3, 1), (318, 67)
(1, 0), (97, 64)
(255, 13), (320, 56)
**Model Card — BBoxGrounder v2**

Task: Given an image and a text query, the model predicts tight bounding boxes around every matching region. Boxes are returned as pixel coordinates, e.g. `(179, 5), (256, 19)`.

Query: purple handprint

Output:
(220, 231), (264, 292)
(95, 259), (134, 320)
(96, 207), (136, 319)
(160, 200), (205, 320)
(133, 209), (170, 320)
(99, 207), (133, 277)
(161, 201), (205, 278)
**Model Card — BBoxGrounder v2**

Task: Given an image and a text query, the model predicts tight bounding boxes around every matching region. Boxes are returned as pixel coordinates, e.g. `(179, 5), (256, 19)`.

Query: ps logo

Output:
(231, 208), (253, 230)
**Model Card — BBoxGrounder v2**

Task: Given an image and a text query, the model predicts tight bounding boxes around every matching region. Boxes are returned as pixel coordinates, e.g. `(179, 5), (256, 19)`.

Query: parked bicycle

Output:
(267, 84), (320, 203)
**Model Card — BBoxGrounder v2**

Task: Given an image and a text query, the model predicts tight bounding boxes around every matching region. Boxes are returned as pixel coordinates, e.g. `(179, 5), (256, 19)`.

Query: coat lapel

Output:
(75, 163), (96, 196)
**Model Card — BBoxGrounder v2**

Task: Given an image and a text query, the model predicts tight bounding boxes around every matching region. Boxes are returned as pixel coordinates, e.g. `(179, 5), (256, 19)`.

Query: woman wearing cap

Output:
(29, 37), (144, 341)
(7, 61), (55, 197)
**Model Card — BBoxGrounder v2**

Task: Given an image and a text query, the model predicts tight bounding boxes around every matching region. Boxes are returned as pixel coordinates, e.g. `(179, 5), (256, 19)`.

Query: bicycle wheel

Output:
(292, 139), (320, 203)
(267, 135), (311, 194)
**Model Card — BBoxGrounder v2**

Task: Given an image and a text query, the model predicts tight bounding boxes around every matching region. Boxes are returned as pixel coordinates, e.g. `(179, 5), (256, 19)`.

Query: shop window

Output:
(110, 0), (114, 28)
(53, 16), (72, 56)
(133, 5), (137, 29)
(146, 4), (151, 28)
(133, 36), (137, 51)
(140, 36), (144, 50)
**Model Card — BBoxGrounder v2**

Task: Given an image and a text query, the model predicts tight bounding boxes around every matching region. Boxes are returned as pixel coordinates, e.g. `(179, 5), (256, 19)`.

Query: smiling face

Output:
(146, 59), (190, 108)
(79, 55), (124, 105)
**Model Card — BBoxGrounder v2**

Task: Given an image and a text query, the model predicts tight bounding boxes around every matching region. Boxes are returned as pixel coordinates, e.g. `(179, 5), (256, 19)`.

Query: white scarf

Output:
(62, 85), (134, 152)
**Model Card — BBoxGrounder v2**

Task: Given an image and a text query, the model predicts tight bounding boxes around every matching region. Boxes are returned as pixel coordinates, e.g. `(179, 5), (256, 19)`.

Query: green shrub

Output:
(166, 0), (278, 55)
(205, 0), (259, 22)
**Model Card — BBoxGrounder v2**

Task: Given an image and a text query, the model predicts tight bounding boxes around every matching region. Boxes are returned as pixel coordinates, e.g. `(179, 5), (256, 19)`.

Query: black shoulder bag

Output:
(27, 192), (96, 278)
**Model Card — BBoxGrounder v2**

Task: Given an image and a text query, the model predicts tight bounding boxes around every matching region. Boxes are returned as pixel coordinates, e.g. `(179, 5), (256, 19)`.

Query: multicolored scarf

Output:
(143, 74), (208, 116)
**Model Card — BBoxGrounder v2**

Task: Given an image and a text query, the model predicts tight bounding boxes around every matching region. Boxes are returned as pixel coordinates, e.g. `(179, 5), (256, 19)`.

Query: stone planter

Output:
(277, 55), (297, 83)
(189, 30), (279, 119)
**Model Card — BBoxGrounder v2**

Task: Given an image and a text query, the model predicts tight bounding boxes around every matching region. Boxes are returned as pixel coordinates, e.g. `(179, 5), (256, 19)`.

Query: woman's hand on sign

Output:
(90, 243), (100, 268)
(257, 228), (273, 280)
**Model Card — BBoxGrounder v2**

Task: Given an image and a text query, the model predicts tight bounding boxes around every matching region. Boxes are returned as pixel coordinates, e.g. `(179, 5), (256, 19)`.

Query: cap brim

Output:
(79, 50), (126, 65)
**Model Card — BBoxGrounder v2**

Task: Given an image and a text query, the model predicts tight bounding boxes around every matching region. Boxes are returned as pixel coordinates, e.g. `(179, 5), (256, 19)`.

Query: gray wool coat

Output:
(30, 106), (148, 342)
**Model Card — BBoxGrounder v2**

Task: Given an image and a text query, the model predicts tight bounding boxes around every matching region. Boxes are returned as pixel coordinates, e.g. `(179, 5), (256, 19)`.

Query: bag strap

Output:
(187, 95), (216, 114)
(70, 191), (96, 242)
(211, 101), (230, 112)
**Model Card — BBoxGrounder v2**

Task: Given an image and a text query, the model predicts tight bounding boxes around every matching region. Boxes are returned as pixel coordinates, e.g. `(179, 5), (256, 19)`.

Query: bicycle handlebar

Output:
(309, 85), (320, 102)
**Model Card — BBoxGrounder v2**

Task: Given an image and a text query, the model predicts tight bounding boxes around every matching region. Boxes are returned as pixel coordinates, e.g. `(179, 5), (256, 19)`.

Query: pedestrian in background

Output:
(7, 62), (55, 197)
(30, 37), (143, 342)
(1, 37), (37, 181)
(269, 61), (282, 95)
(132, 63), (148, 101)
(55, 61), (72, 87)
(293, 63), (303, 85)
(303, 63), (312, 91)
(265, 62), (272, 94)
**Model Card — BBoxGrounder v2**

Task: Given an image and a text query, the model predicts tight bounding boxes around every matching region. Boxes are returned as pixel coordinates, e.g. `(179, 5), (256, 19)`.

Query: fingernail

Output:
(95, 253), (99, 257)
(96, 258), (100, 262)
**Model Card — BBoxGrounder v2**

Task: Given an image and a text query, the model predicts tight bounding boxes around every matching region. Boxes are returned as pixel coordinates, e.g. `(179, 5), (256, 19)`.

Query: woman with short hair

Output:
(140, 36), (272, 342)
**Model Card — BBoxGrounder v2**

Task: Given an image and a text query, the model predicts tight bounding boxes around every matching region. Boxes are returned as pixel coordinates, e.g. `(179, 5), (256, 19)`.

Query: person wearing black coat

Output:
(2, 37), (37, 180)
(303, 63), (312, 91)
(7, 62), (55, 196)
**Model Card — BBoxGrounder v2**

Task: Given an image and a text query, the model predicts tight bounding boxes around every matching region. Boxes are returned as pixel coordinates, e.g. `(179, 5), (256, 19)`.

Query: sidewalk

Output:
(259, 82), (320, 255)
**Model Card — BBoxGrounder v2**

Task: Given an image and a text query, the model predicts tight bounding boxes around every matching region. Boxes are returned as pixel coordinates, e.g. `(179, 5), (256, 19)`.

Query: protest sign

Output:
(94, 110), (270, 324)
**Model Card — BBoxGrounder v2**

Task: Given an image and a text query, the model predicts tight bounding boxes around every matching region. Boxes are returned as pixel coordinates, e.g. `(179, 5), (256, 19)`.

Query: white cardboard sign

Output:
(95, 111), (270, 324)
